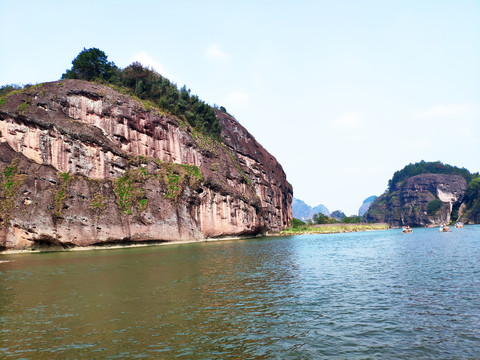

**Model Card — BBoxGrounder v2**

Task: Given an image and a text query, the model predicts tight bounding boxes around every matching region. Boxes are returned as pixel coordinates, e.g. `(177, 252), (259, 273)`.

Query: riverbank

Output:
(0, 224), (391, 255)
(0, 234), (265, 255)
(279, 223), (389, 235)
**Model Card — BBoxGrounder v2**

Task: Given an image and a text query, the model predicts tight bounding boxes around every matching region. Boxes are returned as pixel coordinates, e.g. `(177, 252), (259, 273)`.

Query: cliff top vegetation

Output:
(1, 48), (224, 139)
(61, 48), (223, 139)
(388, 160), (475, 191)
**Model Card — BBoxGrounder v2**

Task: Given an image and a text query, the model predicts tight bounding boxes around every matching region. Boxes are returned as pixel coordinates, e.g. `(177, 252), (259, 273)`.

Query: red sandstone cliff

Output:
(0, 80), (292, 250)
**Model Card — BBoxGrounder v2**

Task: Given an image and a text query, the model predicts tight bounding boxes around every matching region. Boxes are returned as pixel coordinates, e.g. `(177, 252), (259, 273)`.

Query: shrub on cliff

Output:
(0, 84), (22, 97)
(465, 176), (480, 208)
(427, 199), (443, 216)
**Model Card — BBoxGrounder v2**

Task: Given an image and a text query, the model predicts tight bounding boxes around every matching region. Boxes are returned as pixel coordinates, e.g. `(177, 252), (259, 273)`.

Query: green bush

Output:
(17, 101), (28, 113)
(427, 199), (443, 216)
(465, 176), (480, 207)
(113, 169), (147, 215)
(343, 215), (363, 223)
(0, 160), (26, 225)
(313, 212), (337, 224)
(291, 218), (306, 228)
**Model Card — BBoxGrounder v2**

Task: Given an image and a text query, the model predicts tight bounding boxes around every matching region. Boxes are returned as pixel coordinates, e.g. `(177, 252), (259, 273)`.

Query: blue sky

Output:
(1, 0), (479, 215)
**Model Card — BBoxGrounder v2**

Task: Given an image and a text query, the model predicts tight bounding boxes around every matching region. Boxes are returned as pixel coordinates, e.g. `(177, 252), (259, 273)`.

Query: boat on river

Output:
(440, 224), (451, 232)
(402, 226), (413, 233)
(455, 222), (464, 228)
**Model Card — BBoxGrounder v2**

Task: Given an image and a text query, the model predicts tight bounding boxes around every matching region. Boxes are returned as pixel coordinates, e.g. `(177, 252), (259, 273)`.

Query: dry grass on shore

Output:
(280, 223), (389, 235)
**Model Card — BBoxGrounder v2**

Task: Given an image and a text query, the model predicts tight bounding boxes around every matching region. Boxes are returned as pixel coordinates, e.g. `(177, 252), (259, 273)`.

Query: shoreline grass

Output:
(279, 223), (389, 235)
(1, 224), (390, 255)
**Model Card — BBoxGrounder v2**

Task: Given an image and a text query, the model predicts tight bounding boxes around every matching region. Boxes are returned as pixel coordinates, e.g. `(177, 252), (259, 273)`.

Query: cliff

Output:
(365, 173), (467, 226)
(0, 80), (292, 250)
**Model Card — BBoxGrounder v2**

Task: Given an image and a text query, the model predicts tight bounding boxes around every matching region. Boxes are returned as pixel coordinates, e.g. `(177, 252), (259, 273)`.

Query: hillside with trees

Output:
(61, 48), (222, 139)
(366, 161), (480, 226)
(0, 48), (293, 250)
(388, 161), (473, 191)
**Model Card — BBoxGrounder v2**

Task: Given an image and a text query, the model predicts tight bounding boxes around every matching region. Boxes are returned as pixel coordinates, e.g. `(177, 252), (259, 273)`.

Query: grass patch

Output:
(222, 144), (252, 186)
(0, 160), (27, 226)
(90, 193), (108, 215)
(180, 164), (202, 182)
(280, 223), (389, 235)
(115, 157), (203, 207)
(113, 168), (148, 215)
(52, 172), (71, 219)
(17, 101), (29, 113)
(141, 99), (157, 112)
(165, 173), (181, 200)
(192, 129), (220, 155)
(160, 163), (202, 201)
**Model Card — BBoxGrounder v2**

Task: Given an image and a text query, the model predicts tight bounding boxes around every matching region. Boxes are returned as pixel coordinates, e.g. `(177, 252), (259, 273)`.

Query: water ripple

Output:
(1, 226), (480, 358)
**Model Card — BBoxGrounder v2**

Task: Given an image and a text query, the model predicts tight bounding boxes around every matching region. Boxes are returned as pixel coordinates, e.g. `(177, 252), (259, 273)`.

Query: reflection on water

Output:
(1, 226), (480, 358)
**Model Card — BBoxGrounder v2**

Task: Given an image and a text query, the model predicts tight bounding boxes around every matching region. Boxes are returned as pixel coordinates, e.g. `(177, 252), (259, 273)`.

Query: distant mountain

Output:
(358, 196), (377, 216)
(331, 210), (346, 221)
(292, 198), (313, 220)
(312, 204), (330, 217)
(292, 198), (330, 220)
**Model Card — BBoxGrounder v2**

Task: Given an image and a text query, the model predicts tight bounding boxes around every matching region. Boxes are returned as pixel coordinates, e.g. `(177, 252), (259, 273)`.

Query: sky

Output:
(1, 0), (479, 215)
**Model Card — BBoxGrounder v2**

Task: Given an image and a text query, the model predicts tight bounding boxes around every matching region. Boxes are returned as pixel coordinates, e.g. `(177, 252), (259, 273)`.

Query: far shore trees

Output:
(312, 212), (364, 225)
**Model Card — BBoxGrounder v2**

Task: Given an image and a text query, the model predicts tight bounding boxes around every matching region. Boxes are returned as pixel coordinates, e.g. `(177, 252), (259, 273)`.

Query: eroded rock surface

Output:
(0, 80), (292, 250)
(365, 173), (467, 226)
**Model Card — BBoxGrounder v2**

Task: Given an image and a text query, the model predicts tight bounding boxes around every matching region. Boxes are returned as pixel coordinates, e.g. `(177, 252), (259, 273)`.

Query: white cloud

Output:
(329, 112), (363, 130)
(225, 91), (250, 107)
(130, 52), (176, 81)
(415, 104), (469, 118)
(204, 44), (230, 63)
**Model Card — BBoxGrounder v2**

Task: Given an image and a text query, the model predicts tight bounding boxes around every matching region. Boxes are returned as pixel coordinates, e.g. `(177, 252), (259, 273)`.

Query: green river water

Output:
(1, 226), (480, 359)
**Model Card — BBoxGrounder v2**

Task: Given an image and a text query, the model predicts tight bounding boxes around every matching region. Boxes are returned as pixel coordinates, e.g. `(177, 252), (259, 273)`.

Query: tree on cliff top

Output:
(62, 48), (117, 81)
(61, 48), (221, 139)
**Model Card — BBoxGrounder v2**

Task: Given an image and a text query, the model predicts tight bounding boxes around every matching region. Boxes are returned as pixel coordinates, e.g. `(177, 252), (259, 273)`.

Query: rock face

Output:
(365, 173), (467, 226)
(0, 80), (292, 250)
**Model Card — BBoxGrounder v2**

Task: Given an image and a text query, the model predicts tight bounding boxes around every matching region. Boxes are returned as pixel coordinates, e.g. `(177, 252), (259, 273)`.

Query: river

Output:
(1, 226), (480, 359)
